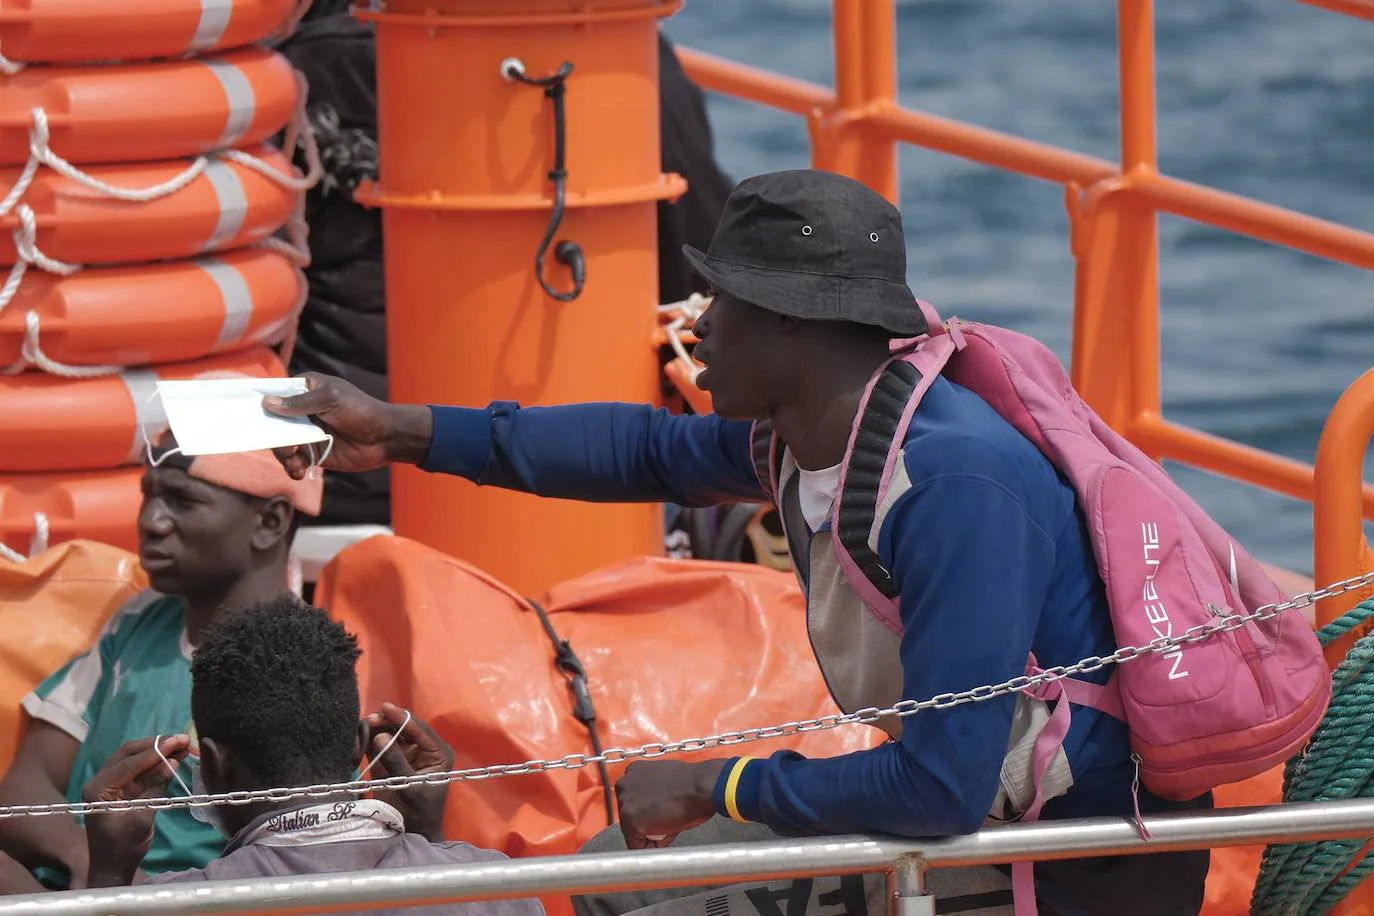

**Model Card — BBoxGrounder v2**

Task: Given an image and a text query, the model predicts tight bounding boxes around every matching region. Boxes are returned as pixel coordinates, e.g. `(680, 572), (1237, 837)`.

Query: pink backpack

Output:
(751, 302), (1329, 905)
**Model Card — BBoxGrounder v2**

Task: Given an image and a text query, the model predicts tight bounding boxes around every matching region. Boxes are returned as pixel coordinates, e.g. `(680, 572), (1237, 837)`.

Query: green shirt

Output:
(22, 591), (224, 881)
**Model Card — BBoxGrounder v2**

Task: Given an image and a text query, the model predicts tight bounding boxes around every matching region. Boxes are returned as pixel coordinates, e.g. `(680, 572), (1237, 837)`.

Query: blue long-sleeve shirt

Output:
(422, 383), (1209, 915)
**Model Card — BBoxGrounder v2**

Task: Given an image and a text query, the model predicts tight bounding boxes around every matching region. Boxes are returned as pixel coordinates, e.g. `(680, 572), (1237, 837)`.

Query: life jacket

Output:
(749, 301), (1330, 914)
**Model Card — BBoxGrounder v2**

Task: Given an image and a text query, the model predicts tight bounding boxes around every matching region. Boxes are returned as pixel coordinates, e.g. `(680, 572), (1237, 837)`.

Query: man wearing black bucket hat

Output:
(266, 170), (1210, 916)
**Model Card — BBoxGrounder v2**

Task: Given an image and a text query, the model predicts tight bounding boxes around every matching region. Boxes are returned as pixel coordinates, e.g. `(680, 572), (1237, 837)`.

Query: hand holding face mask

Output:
(81, 735), (191, 887)
(143, 377), (334, 476)
(361, 703), (454, 843)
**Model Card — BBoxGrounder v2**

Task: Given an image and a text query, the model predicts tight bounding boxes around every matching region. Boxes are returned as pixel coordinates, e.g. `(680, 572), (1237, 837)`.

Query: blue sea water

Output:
(663, 0), (1374, 577)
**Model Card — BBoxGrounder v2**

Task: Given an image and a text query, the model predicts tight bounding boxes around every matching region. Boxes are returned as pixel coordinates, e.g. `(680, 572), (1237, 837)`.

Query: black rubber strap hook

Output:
(501, 58), (586, 303)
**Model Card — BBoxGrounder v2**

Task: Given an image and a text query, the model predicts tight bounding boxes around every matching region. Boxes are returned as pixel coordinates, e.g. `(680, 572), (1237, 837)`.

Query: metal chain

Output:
(7, 571), (1373, 821)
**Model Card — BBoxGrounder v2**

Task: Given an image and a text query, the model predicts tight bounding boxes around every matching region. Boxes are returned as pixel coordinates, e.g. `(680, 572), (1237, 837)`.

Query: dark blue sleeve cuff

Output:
(421, 405), (493, 480)
(712, 757), (763, 824)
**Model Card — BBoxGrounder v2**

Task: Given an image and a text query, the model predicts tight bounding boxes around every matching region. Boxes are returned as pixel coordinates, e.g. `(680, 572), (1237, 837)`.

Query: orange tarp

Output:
(0, 540), (146, 774)
(316, 535), (884, 914)
(1200, 767), (1286, 914)
(317, 534), (1301, 913)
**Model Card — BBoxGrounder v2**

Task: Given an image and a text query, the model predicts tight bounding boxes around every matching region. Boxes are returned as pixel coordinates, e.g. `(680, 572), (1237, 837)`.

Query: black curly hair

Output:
(191, 593), (363, 787)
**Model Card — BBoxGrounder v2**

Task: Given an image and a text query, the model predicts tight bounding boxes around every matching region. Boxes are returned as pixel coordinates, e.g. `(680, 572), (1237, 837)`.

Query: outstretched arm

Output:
(265, 374), (767, 507)
(423, 401), (765, 507)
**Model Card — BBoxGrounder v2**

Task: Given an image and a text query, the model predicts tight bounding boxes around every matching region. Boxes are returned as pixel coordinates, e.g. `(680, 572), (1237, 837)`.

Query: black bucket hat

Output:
(682, 169), (927, 337)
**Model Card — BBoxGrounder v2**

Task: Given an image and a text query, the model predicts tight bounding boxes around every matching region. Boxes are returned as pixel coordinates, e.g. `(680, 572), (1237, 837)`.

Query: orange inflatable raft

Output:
(0, 0), (297, 66)
(0, 48), (300, 166)
(0, 147), (300, 266)
(0, 467), (143, 557)
(0, 248), (303, 368)
(0, 346), (284, 473)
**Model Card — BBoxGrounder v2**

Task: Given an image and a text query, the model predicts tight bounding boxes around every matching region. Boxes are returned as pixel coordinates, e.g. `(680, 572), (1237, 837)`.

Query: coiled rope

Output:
(1252, 598), (1374, 915)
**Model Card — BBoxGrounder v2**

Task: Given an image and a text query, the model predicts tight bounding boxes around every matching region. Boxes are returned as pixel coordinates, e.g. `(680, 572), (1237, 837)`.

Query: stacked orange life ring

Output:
(0, 0), (319, 560)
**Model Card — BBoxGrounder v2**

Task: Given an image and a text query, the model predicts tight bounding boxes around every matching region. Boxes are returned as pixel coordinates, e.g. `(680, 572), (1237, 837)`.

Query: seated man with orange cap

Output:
(0, 434), (323, 893)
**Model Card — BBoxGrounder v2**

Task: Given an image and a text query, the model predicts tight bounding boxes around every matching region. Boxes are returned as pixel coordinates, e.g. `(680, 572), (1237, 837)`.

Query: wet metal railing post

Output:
(888, 857), (934, 916)
(8, 798), (1374, 915)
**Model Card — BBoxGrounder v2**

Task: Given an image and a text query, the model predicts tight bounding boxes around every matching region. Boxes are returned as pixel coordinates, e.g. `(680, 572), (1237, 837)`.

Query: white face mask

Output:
(153, 735), (230, 838)
(188, 762), (231, 837)
(140, 377), (333, 474)
(151, 712), (413, 841)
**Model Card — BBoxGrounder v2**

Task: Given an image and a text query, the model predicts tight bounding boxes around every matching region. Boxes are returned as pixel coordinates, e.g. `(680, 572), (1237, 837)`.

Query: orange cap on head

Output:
(149, 435), (324, 517)
(185, 450), (324, 517)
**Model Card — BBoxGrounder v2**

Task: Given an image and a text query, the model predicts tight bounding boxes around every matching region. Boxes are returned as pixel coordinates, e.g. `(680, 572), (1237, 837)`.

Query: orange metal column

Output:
(812, 0), (898, 202)
(358, 0), (685, 596)
(1071, 0), (1162, 452)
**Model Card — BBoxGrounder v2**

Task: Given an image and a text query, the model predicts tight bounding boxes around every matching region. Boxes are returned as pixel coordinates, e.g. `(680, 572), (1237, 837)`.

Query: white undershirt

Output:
(797, 462), (842, 532)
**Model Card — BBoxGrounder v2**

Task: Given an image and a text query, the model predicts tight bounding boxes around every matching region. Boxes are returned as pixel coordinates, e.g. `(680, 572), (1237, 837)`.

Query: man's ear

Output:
(778, 314), (806, 335)
(250, 497), (293, 552)
(200, 737), (227, 793)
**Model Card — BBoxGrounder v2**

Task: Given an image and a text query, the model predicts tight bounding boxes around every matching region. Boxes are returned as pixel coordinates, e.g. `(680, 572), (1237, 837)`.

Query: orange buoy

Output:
(0, 0), (296, 66)
(0, 48), (300, 166)
(361, 0), (686, 595)
(0, 347), (285, 473)
(0, 147), (300, 265)
(0, 248), (303, 368)
(0, 467), (142, 557)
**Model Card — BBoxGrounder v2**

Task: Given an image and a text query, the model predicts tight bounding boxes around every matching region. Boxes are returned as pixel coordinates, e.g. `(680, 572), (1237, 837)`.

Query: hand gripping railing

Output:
(6, 798), (1374, 915)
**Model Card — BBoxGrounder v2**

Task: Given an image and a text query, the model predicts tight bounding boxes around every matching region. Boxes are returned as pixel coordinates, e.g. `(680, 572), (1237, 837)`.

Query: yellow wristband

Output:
(723, 757), (755, 823)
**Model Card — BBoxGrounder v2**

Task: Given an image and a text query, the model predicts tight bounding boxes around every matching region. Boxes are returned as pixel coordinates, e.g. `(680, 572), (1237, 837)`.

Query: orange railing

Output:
(677, 0), (1374, 909)
(676, 4), (1374, 607)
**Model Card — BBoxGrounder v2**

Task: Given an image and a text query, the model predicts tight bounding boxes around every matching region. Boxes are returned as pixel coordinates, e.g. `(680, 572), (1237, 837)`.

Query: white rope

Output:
(657, 293), (711, 318)
(257, 235), (311, 268)
(0, 142), (45, 315)
(239, 67), (324, 270)
(0, 147), (39, 219)
(274, 264), (310, 367)
(660, 293), (711, 382)
(0, 259), (26, 317)
(29, 511), (48, 556)
(1, 311), (122, 377)
(0, 205), (81, 318)
(0, 50), (23, 77)
(0, 100), (322, 371)
(287, 551), (304, 598)
(22, 104), (321, 204)
(0, 512), (51, 563)
(12, 205), (76, 276)
(27, 109), (208, 202)
(0, 570), (1367, 820)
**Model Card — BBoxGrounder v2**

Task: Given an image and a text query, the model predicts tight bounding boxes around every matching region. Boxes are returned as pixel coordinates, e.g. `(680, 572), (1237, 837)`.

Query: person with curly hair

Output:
(79, 594), (543, 916)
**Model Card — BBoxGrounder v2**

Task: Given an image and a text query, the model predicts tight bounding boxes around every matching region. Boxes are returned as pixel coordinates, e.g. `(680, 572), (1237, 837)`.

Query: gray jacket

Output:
(145, 802), (544, 916)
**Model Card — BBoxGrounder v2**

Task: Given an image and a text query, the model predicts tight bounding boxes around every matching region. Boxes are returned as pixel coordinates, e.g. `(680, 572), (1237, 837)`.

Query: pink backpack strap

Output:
(1059, 674), (1125, 721)
(829, 334), (961, 632)
(917, 299), (945, 336)
(915, 299), (969, 349)
(1010, 663), (1133, 916)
